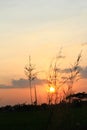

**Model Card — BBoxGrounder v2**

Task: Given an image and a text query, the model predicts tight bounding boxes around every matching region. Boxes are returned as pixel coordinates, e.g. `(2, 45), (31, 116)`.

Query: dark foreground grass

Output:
(0, 104), (87, 130)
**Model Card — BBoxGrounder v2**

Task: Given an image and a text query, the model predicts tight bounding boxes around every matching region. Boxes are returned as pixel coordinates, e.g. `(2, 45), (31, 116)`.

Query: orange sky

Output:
(0, 0), (87, 106)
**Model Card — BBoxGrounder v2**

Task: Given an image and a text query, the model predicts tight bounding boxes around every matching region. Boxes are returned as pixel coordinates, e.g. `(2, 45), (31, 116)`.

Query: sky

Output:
(0, 0), (87, 106)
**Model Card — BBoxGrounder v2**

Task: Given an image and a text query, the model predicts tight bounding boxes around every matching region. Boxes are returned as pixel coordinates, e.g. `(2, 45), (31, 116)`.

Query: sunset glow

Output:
(0, 0), (87, 106)
(49, 86), (55, 93)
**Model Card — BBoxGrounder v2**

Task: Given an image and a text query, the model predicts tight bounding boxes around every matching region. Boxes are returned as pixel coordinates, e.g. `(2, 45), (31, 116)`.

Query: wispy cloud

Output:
(56, 66), (87, 79)
(0, 78), (47, 89)
(0, 84), (13, 89)
(81, 67), (87, 79)
(0, 66), (87, 89)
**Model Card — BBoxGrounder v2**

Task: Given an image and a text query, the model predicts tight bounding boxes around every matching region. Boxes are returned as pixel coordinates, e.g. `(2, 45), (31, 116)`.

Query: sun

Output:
(49, 86), (55, 93)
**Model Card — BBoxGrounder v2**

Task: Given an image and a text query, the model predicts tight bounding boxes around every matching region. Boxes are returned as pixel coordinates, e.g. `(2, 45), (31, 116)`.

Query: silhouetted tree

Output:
(66, 92), (87, 101)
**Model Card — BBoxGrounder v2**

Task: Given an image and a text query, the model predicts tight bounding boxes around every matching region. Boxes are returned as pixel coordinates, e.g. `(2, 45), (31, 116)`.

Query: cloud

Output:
(12, 78), (47, 87)
(56, 66), (87, 79)
(0, 66), (87, 89)
(80, 67), (87, 79)
(0, 84), (13, 89)
(62, 66), (82, 73)
(0, 78), (47, 89)
(12, 78), (28, 88)
(56, 66), (82, 73)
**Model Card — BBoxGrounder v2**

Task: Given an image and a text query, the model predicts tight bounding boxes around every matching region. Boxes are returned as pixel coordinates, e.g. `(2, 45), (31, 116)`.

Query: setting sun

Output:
(49, 86), (55, 93)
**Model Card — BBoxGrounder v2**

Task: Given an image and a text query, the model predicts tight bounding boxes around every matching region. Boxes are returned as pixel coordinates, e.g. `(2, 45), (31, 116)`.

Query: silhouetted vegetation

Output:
(0, 51), (87, 130)
(62, 51), (82, 101)
(47, 48), (65, 104)
(25, 56), (38, 105)
(0, 102), (87, 130)
(66, 92), (87, 106)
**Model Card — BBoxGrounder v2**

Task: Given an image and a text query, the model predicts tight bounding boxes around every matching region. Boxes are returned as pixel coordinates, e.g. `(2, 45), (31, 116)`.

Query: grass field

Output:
(0, 103), (87, 130)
